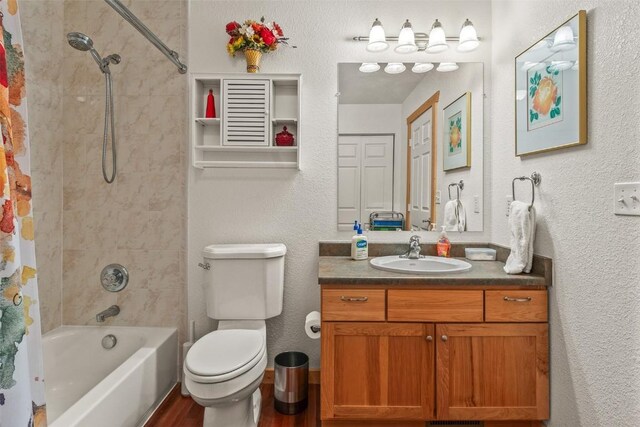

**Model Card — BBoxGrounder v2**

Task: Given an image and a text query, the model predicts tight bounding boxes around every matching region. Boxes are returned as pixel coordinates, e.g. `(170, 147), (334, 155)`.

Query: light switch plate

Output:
(435, 190), (441, 205)
(474, 195), (480, 213)
(614, 182), (640, 216)
(506, 195), (513, 217)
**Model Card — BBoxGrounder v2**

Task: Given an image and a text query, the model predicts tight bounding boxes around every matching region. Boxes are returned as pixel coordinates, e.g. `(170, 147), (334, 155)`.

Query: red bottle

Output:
(205, 90), (216, 118)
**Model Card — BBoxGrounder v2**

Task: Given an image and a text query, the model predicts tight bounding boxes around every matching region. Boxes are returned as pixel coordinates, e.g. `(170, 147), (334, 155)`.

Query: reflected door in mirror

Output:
(410, 109), (434, 230)
(338, 135), (394, 230)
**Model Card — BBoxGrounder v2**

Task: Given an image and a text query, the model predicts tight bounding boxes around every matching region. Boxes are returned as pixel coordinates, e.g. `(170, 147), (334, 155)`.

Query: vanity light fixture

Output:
(395, 19), (418, 53)
(457, 19), (479, 52)
(353, 18), (482, 53)
(437, 62), (459, 72)
(366, 18), (388, 52)
(426, 19), (449, 53)
(412, 62), (434, 73)
(384, 62), (406, 74)
(359, 62), (381, 73)
(551, 25), (575, 51)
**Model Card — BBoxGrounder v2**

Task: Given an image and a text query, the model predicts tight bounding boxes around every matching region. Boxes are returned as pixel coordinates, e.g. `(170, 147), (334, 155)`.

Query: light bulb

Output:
(457, 19), (479, 52)
(412, 63), (434, 73)
(367, 18), (388, 52)
(395, 19), (418, 53)
(551, 25), (575, 51)
(359, 62), (380, 73)
(384, 63), (406, 74)
(437, 62), (459, 72)
(426, 19), (449, 53)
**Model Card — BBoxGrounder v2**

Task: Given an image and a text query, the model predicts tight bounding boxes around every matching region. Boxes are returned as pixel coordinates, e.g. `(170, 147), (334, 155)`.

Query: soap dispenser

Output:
(437, 226), (451, 257)
(351, 225), (368, 261)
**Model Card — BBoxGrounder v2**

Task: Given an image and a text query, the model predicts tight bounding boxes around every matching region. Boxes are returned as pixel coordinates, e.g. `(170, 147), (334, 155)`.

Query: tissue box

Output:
(465, 248), (497, 261)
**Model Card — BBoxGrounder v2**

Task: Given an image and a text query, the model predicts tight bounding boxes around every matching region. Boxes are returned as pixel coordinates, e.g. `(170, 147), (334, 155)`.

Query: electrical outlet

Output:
(506, 195), (513, 217)
(614, 182), (640, 216)
(474, 195), (480, 213)
(435, 190), (442, 204)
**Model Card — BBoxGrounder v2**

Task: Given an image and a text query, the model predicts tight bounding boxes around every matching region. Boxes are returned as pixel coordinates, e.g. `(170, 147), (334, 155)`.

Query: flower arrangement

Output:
(226, 17), (287, 56)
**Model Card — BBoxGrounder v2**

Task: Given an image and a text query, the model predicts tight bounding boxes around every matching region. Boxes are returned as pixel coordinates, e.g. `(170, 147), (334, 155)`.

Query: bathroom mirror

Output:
(337, 62), (484, 232)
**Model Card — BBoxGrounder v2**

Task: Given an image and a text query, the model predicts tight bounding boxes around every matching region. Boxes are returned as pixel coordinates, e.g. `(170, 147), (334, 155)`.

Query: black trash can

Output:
(274, 351), (309, 415)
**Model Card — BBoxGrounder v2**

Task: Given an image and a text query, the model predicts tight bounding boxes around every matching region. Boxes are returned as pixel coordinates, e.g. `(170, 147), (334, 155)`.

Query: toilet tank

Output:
(202, 243), (286, 320)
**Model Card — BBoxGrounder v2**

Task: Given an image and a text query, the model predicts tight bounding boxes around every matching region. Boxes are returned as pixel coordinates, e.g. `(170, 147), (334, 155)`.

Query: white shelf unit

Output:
(191, 73), (301, 169)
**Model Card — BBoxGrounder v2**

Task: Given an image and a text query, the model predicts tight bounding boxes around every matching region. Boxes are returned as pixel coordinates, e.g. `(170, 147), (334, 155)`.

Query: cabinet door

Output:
(222, 79), (270, 146)
(321, 322), (434, 421)
(436, 323), (549, 420)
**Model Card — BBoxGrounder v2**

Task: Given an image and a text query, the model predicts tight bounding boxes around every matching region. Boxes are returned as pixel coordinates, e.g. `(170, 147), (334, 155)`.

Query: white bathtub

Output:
(43, 326), (178, 427)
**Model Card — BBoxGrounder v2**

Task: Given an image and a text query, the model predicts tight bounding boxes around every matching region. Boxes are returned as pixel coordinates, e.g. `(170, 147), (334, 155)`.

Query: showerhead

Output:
(67, 32), (121, 74)
(67, 32), (94, 51)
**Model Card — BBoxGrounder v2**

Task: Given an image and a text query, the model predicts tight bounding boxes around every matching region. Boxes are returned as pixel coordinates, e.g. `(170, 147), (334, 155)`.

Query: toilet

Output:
(183, 243), (287, 427)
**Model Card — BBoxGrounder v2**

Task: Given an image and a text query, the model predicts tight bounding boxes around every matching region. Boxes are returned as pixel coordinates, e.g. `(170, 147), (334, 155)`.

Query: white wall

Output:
(188, 0), (492, 368)
(490, 1), (640, 424)
(338, 104), (404, 215)
(401, 63), (485, 231)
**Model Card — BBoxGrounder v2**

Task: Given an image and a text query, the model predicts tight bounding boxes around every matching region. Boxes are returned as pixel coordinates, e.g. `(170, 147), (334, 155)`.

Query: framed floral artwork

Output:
(443, 92), (471, 171)
(515, 10), (586, 156)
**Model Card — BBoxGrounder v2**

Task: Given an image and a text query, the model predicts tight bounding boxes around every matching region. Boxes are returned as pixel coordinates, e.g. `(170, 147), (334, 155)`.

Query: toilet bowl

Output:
(184, 324), (268, 427)
(183, 244), (286, 427)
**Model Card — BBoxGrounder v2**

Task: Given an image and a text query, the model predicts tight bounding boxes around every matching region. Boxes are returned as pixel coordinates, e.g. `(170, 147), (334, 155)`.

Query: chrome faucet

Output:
(401, 235), (422, 259)
(96, 305), (120, 322)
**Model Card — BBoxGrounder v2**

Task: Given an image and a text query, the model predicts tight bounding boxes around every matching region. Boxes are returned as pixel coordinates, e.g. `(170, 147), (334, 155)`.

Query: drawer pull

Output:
(503, 296), (532, 302)
(340, 296), (369, 302)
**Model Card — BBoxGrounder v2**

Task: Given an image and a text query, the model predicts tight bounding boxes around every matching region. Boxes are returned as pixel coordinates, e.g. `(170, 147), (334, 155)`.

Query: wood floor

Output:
(145, 383), (321, 427)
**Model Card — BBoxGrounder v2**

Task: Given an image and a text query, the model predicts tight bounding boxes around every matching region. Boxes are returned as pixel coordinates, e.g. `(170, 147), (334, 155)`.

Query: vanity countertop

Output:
(318, 256), (548, 288)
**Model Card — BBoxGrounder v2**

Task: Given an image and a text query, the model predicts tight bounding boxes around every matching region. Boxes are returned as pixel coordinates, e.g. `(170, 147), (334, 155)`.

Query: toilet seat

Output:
(185, 329), (265, 384)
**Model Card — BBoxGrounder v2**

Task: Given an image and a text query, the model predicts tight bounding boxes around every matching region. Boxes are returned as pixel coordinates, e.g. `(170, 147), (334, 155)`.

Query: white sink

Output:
(370, 255), (472, 275)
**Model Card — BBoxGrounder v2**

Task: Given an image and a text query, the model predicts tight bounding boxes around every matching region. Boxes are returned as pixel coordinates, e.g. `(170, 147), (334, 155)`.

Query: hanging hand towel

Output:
(504, 201), (536, 274)
(444, 199), (466, 232)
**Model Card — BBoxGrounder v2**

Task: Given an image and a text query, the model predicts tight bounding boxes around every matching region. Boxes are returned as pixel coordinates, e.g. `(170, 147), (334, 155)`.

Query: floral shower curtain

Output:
(0, 1), (47, 426)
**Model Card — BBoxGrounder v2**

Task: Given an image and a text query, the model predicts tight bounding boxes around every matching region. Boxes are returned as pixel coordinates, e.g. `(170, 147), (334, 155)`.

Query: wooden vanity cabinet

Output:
(436, 323), (549, 420)
(320, 286), (549, 424)
(321, 322), (435, 420)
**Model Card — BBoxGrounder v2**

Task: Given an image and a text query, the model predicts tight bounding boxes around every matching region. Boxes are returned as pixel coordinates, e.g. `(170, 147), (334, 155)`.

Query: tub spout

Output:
(96, 305), (120, 322)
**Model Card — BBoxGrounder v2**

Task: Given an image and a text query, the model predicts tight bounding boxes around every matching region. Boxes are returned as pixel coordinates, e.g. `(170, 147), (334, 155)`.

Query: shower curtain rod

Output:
(104, 0), (188, 74)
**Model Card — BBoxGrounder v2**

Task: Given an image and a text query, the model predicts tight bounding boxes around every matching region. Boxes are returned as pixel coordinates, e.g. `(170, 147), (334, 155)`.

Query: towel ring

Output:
(512, 172), (541, 210)
(448, 180), (464, 201)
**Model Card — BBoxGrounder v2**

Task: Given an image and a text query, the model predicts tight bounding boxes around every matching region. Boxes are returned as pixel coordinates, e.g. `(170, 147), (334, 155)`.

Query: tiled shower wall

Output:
(22, 0), (65, 333)
(61, 0), (187, 340)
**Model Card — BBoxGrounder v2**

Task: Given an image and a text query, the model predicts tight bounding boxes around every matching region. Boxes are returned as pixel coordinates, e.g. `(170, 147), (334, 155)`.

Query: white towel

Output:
(504, 201), (536, 274)
(444, 199), (466, 232)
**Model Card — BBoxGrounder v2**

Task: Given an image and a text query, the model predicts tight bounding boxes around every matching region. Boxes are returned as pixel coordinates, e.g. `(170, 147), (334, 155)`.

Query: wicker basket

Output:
(244, 49), (262, 73)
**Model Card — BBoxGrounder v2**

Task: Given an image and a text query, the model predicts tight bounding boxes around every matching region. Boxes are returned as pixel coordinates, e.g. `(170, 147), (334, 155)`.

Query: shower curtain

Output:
(0, 2), (47, 427)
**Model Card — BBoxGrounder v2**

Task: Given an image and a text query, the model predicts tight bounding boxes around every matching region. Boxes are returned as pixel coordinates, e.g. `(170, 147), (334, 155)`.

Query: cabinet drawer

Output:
(322, 289), (386, 321)
(485, 290), (548, 322)
(387, 290), (483, 322)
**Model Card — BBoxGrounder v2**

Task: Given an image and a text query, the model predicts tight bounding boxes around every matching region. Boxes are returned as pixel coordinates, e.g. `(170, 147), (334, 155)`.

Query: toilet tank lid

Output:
(203, 243), (287, 259)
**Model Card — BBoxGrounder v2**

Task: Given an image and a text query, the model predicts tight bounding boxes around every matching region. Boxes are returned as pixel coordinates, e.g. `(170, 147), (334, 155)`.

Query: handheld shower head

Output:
(67, 32), (94, 51)
(67, 32), (121, 74)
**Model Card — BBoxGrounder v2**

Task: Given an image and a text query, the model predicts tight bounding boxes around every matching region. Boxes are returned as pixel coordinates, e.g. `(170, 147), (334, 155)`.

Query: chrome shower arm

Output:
(103, 0), (187, 74)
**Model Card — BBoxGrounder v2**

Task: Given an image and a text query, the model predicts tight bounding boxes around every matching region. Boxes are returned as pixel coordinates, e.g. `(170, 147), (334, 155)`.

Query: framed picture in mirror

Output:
(515, 10), (586, 156)
(443, 92), (471, 171)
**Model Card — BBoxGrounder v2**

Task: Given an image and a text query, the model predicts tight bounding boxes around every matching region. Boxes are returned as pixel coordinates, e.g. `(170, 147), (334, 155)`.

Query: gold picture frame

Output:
(443, 92), (471, 171)
(515, 10), (587, 156)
